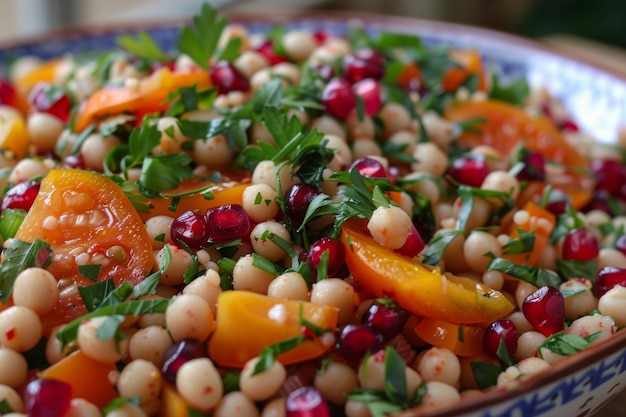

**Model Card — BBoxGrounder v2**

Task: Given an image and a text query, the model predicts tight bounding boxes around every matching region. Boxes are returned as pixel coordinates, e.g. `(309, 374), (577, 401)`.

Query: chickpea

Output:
(565, 314), (616, 345)
(415, 347), (461, 387)
(214, 391), (260, 417)
(367, 205), (413, 250)
(240, 356), (286, 401)
(182, 269), (223, 315)
(117, 359), (162, 404)
(515, 331), (546, 361)
(560, 278), (597, 320)
(267, 271), (309, 301)
(234, 51), (270, 79)
(192, 135), (233, 169)
(66, 398), (101, 417)
(12, 267), (59, 315)
(9, 158), (52, 184)
(0, 348), (28, 388)
(314, 360), (359, 405)
(311, 115), (345, 137)
(420, 381), (461, 407)
(282, 30), (317, 62)
(232, 254), (276, 294)
(250, 221), (291, 262)
(0, 384), (25, 413)
(411, 142), (448, 177)
(481, 171), (520, 203)
(155, 243), (194, 286)
(27, 112), (64, 152)
(165, 294), (215, 342)
(0, 306), (43, 352)
(77, 316), (129, 363)
(463, 230), (501, 273)
(176, 358), (223, 411)
(379, 102), (412, 137)
(310, 278), (358, 325)
(128, 326), (173, 367)
(144, 215), (174, 250)
(324, 134), (352, 171)
(242, 183), (280, 222)
(80, 133), (123, 171)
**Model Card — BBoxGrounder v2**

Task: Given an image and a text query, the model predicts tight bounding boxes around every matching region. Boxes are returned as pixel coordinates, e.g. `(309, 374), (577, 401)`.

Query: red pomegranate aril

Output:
(350, 157), (386, 179)
(161, 338), (207, 384)
(447, 155), (490, 187)
(170, 210), (208, 249)
(594, 266), (626, 297)
(338, 324), (384, 363)
(343, 49), (385, 84)
(321, 77), (356, 120)
(284, 184), (319, 227)
(0, 78), (19, 107)
(209, 61), (250, 95)
(313, 31), (329, 44)
(306, 237), (345, 277)
(62, 153), (87, 170)
(591, 159), (626, 195)
(615, 235), (626, 257)
(1, 181), (41, 212)
(256, 40), (289, 65)
(205, 204), (251, 243)
(517, 150), (546, 182)
(394, 225), (425, 258)
(24, 378), (73, 417)
(352, 78), (382, 115)
(560, 118), (579, 132)
(522, 286), (565, 337)
(362, 299), (409, 340)
(28, 83), (73, 122)
(482, 319), (518, 359)
(286, 386), (331, 417)
(561, 228), (599, 261)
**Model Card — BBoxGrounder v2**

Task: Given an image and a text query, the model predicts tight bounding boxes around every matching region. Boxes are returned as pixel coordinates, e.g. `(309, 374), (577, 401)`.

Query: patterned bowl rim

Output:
(1, 9), (625, 417)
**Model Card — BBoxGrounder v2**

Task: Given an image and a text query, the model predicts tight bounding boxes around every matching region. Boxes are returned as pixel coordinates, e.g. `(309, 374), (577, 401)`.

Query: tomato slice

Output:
(414, 318), (485, 357)
(14, 169), (153, 331)
(504, 200), (555, 267)
(340, 218), (514, 324)
(73, 68), (212, 132)
(208, 291), (338, 368)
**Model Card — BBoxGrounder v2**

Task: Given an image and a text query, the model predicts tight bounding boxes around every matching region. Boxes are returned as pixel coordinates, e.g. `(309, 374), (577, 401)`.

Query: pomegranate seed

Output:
(362, 299), (409, 340)
(482, 319), (518, 359)
(24, 378), (72, 417)
(338, 324), (384, 363)
(161, 339), (207, 384)
(522, 286), (565, 337)
(615, 235), (626, 257)
(343, 49), (385, 84)
(306, 237), (345, 277)
(209, 61), (249, 95)
(591, 159), (626, 195)
(583, 190), (626, 216)
(284, 184), (319, 227)
(539, 188), (570, 216)
(321, 77), (356, 120)
(310, 63), (335, 81)
(560, 119), (579, 132)
(516, 151), (546, 182)
(561, 228), (599, 261)
(256, 40), (289, 65)
(447, 155), (490, 187)
(595, 266), (626, 297)
(0, 78), (19, 107)
(349, 157), (386, 178)
(62, 154), (87, 170)
(170, 210), (207, 249)
(313, 31), (329, 44)
(394, 225), (425, 258)
(28, 83), (73, 122)
(205, 204), (251, 243)
(1, 181), (41, 212)
(352, 78), (382, 115)
(286, 386), (331, 417)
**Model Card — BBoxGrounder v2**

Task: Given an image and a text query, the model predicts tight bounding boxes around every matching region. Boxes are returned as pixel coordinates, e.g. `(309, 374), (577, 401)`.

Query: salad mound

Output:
(0, 3), (624, 417)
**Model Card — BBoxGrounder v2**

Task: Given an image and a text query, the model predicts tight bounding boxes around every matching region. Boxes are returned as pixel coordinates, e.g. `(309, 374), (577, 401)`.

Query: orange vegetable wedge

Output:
(0, 105), (29, 158)
(442, 50), (487, 92)
(39, 350), (118, 408)
(414, 318), (485, 357)
(340, 218), (514, 324)
(13, 58), (64, 97)
(139, 180), (248, 222)
(14, 169), (153, 332)
(208, 291), (338, 368)
(161, 382), (193, 417)
(504, 200), (555, 267)
(73, 67), (212, 132)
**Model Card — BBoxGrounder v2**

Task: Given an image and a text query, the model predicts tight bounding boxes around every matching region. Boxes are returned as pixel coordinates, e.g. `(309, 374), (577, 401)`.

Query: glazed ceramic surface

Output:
(1, 11), (625, 417)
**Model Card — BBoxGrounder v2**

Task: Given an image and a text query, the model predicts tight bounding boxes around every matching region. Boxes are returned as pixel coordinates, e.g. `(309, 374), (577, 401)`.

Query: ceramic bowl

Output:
(0, 11), (625, 417)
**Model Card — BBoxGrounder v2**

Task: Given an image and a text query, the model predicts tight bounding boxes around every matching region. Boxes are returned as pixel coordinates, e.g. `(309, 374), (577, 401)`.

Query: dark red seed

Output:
(306, 237), (345, 277)
(284, 184), (319, 227)
(338, 324), (384, 362)
(539, 188), (570, 216)
(1, 181), (41, 212)
(0, 78), (19, 107)
(352, 78), (382, 115)
(349, 157), (386, 178)
(615, 235), (626, 257)
(161, 339), (207, 384)
(522, 286), (565, 337)
(28, 83), (73, 122)
(170, 210), (207, 249)
(482, 319), (518, 358)
(591, 159), (626, 195)
(209, 61), (249, 95)
(62, 154), (87, 170)
(321, 77), (356, 120)
(560, 119), (579, 132)
(516, 151), (546, 182)
(286, 386), (331, 417)
(447, 155), (490, 187)
(595, 266), (626, 297)
(24, 378), (73, 417)
(394, 225), (425, 258)
(561, 228), (599, 261)
(205, 204), (251, 243)
(313, 31), (329, 44)
(256, 40), (289, 65)
(362, 300), (409, 340)
(343, 49), (385, 84)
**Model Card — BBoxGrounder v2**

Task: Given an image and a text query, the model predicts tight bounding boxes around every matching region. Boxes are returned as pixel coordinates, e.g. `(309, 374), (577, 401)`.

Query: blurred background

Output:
(0, 0), (625, 75)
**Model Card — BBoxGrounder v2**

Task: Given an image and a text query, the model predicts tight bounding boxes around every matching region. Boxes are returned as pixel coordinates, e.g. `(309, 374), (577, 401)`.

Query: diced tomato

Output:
(442, 50), (487, 92)
(504, 201), (555, 267)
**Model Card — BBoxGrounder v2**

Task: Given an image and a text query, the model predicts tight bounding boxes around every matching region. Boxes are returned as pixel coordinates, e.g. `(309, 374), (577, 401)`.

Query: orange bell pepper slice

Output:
(504, 200), (555, 267)
(13, 58), (64, 98)
(442, 50), (487, 92)
(0, 105), (29, 158)
(414, 317), (485, 357)
(161, 382), (194, 417)
(208, 291), (338, 368)
(14, 169), (153, 332)
(340, 218), (514, 324)
(39, 350), (118, 408)
(73, 68), (212, 132)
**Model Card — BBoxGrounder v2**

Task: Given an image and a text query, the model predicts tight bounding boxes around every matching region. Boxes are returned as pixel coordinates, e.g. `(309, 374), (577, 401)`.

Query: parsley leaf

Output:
(177, 3), (227, 69)
(252, 335), (306, 376)
(487, 257), (562, 287)
(470, 361), (502, 389)
(0, 399), (13, 414)
(78, 264), (102, 282)
(422, 229), (465, 266)
(555, 258), (598, 281)
(502, 229), (536, 256)
(538, 331), (600, 357)
(0, 208), (26, 239)
(165, 85), (217, 117)
(116, 31), (168, 62)
(0, 239), (52, 302)
(488, 73), (530, 105)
